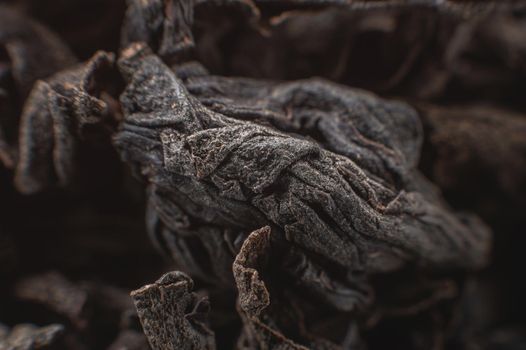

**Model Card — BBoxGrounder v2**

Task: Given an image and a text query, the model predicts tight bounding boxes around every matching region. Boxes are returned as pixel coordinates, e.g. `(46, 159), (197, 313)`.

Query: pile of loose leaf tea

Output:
(1, 0), (525, 349)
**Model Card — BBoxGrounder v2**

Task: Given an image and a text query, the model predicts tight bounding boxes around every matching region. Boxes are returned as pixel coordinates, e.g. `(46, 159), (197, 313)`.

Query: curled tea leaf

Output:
(0, 6), (76, 98)
(15, 51), (116, 193)
(115, 44), (491, 347)
(0, 5), (76, 168)
(131, 271), (216, 350)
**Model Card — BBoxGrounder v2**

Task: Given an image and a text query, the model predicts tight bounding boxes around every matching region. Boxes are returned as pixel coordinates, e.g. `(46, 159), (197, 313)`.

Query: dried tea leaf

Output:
(115, 44), (492, 347)
(233, 227), (271, 319)
(130, 271), (216, 350)
(0, 324), (64, 350)
(14, 51), (116, 193)
(0, 6), (76, 98)
(0, 5), (76, 168)
(233, 226), (309, 350)
(13, 272), (88, 329)
(121, 0), (196, 60)
(420, 104), (526, 207)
